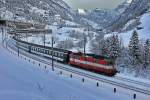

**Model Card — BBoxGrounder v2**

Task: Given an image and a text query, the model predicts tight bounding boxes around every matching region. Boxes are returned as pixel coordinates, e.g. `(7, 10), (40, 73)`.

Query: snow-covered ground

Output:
(1, 28), (150, 100)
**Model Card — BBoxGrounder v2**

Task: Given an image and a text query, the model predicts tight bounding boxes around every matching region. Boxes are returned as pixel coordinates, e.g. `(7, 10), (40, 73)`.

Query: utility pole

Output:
(16, 34), (20, 57)
(44, 32), (45, 46)
(83, 26), (88, 56)
(51, 15), (62, 71)
(99, 40), (101, 55)
(1, 27), (4, 43)
(83, 30), (86, 56)
(97, 29), (104, 55)
(51, 35), (54, 71)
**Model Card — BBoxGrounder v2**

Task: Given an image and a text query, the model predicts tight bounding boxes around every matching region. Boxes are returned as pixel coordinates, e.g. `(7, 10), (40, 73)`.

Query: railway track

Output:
(4, 38), (150, 96)
(115, 76), (150, 88)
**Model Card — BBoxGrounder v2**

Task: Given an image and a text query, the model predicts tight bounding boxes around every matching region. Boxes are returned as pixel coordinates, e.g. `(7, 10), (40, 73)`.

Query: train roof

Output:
(9, 29), (52, 34)
(71, 52), (111, 60)
(13, 37), (69, 53)
(86, 53), (110, 59)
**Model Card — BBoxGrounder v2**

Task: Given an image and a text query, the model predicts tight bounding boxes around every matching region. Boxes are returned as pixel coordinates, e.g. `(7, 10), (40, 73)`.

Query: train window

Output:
(56, 53), (58, 56)
(42, 49), (44, 53)
(49, 51), (52, 55)
(54, 52), (57, 56)
(57, 52), (59, 56)
(47, 50), (49, 54)
(59, 53), (63, 57)
(51, 51), (53, 55)
(40, 48), (42, 52)
(95, 59), (99, 63)
(59, 53), (61, 57)
(53, 51), (55, 56)
(41, 49), (44, 53)
(57, 53), (59, 56)
(38, 48), (40, 51)
(60, 53), (63, 57)
(45, 50), (48, 54)
(61, 53), (64, 57)
(54, 52), (56, 56)
(55, 52), (58, 56)
(46, 50), (48, 54)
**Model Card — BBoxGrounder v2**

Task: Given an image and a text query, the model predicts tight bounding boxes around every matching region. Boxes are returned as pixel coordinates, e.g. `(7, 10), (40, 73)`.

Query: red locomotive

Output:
(69, 52), (117, 76)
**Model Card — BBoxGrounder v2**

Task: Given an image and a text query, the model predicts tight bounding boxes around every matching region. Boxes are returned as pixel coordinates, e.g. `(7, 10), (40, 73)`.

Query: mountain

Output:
(84, 9), (119, 28)
(107, 0), (150, 32)
(105, 11), (150, 46)
(115, 0), (131, 14)
(0, 0), (76, 23)
(78, 0), (131, 30)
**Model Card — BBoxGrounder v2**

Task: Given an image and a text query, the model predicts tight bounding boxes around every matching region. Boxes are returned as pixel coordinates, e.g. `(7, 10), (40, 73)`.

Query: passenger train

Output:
(13, 37), (117, 76)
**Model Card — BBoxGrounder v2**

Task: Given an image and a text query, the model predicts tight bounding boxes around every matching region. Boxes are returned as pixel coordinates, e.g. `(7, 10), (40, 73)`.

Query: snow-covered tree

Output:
(108, 34), (121, 62)
(101, 38), (110, 56)
(101, 34), (121, 63)
(129, 30), (141, 65)
(143, 39), (150, 68)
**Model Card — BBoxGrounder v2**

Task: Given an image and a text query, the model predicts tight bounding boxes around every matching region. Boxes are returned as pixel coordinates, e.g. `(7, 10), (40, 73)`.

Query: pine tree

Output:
(109, 34), (120, 62)
(143, 39), (150, 68)
(101, 38), (110, 57)
(101, 34), (120, 63)
(129, 30), (141, 65)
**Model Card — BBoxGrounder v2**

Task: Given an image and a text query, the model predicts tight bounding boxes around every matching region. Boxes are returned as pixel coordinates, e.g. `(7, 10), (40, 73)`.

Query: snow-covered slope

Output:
(119, 12), (150, 46)
(108, 0), (150, 32)
(105, 11), (150, 46)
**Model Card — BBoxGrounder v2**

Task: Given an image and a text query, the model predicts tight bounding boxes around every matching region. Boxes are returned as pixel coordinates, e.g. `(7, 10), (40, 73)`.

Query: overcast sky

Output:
(63, 0), (125, 9)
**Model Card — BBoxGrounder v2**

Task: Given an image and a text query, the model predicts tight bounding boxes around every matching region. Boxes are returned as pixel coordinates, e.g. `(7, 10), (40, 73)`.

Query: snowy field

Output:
(1, 29), (150, 100)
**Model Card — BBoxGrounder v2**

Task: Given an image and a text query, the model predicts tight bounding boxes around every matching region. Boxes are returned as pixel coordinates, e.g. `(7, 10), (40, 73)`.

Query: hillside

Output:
(0, 0), (76, 23)
(107, 0), (150, 32)
(119, 11), (150, 46)
(105, 11), (150, 46)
